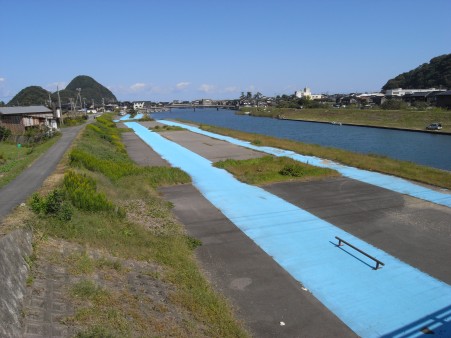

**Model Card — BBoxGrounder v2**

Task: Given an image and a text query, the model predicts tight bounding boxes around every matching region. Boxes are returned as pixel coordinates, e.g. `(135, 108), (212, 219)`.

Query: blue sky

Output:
(1, 0), (450, 102)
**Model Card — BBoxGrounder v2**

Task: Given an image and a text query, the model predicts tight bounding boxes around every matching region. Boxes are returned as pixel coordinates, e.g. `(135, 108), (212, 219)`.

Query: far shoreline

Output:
(277, 117), (451, 135)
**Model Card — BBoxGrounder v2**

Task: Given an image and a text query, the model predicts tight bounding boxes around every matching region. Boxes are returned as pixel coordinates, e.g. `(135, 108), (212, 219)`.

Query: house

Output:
(0, 106), (57, 134)
(336, 95), (358, 106)
(402, 91), (446, 105)
(435, 90), (451, 109)
(357, 93), (386, 106)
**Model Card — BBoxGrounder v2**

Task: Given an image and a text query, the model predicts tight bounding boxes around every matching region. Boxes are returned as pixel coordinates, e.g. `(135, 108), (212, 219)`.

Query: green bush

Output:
(63, 170), (124, 217)
(30, 189), (73, 221)
(279, 164), (305, 177)
(0, 126), (11, 141)
(69, 148), (138, 181)
(381, 99), (408, 110)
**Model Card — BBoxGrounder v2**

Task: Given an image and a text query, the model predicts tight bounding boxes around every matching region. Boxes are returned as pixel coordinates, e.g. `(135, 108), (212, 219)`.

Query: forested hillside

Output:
(54, 75), (117, 105)
(7, 86), (51, 106)
(382, 54), (451, 90)
(7, 75), (117, 106)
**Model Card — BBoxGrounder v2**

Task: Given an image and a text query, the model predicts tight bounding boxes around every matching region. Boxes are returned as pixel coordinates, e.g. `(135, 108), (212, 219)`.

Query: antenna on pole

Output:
(57, 85), (64, 125)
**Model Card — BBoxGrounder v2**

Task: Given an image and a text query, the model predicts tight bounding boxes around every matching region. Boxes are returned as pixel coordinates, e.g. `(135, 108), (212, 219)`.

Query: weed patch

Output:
(215, 156), (338, 185)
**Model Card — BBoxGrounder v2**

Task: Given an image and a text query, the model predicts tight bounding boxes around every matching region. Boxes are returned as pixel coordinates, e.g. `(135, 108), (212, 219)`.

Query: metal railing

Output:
(335, 236), (385, 270)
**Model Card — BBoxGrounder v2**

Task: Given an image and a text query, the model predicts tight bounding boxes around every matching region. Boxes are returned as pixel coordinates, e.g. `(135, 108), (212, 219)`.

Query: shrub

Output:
(63, 170), (124, 216)
(279, 164), (305, 177)
(381, 99), (408, 110)
(0, 126), (11, 141)
(30, 189), (73, 220)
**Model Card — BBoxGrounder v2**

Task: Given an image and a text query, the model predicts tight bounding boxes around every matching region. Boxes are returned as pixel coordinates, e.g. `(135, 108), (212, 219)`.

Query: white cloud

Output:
(130, 83), (147, 92)
(175, 82), (190, 90)
(0, 77), (5, 82)
(198, 84), (216, 93)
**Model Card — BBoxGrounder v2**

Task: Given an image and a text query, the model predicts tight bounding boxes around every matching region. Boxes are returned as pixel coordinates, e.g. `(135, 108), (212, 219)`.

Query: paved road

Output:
(0, 124), (85, 222)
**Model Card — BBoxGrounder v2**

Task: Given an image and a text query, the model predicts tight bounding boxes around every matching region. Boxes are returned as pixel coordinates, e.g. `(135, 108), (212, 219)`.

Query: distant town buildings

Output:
(384, 88), (446, 97)
(295, 87), (324, 100)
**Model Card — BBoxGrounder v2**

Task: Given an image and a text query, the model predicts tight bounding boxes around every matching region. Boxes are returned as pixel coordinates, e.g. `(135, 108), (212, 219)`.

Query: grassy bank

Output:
(24, 115), (249, 337)
(241, 107), (451, 132)
(0, 134), (61, 188)
(215, 156), (339, 185)
(199, 124), (451, 190)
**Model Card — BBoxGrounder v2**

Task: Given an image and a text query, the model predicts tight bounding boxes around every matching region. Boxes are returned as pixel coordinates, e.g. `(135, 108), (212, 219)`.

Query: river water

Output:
(150, 108), (451, 171)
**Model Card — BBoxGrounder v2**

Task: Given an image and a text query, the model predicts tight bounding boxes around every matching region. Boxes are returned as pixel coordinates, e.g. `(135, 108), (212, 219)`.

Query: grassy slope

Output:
(25, 115), (249, 337)
(243, 107), (451, 132)
(199, 124), (451, 190)
(0, 135), (61, 188)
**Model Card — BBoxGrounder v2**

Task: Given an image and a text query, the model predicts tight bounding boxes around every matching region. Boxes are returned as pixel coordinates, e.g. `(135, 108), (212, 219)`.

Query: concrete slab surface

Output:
(264, 178), (451, 285)
(123, 121), (451, 337)
(160, 184), (357, 338)
(122, 132), (170, 167)
(160, 130), (266, 162)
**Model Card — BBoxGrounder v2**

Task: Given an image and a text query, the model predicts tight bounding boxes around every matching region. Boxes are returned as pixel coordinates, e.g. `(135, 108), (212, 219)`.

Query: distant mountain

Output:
(382, 54), (451, 90)
(7, 75), (117, 107)
(55, 75), (117, 106)
(7, 86), (51, 106)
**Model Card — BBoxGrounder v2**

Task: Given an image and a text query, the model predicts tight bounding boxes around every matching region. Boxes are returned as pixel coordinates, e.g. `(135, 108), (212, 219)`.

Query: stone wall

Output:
(0, 229), (33, 337)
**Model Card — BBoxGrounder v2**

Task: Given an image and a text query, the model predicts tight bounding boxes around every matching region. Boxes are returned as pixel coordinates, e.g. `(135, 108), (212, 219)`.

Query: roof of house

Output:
(0, 106), (52, 115)
(435, 90), (451, 96)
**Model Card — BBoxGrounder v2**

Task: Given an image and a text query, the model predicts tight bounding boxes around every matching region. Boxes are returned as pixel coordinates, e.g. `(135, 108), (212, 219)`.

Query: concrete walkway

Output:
(124, 121), (451, 338)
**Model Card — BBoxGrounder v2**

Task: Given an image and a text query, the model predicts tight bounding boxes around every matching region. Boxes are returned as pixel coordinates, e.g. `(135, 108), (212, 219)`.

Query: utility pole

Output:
(75, 88), (82, 111)
(57, 85), (64, 125)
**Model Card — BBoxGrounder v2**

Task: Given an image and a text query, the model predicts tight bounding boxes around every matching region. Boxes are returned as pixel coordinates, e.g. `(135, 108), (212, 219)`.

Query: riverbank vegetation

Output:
(240, 107), (451, 132)
(215, 156), (339, 185)
(22, 115), (248, 337)
(0, 132), (60, 188)
(199, 124), (451, 190)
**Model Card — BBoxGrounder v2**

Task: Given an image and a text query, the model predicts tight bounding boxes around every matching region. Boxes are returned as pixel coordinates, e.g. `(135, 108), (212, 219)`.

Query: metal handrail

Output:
(335, 236), (385, 270)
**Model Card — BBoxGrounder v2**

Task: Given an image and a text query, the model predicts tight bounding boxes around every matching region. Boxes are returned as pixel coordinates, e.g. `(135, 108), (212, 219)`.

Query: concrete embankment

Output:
(278, 117), (451, 135)
(125, 120), (451, 337)
(0, 229), (33, 337)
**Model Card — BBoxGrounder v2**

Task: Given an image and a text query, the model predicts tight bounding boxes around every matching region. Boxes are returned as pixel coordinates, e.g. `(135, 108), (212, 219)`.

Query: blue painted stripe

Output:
(125, 122), (451, 337)
(157, 120), (451, 209)
(113, 113), (143, 122)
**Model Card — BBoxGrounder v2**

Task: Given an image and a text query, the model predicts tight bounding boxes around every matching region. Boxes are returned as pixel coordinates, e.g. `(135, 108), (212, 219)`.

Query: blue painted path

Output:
(125, 121), (451, 337)
(113, 113), (143, 122)
(158, 120), (451, 209)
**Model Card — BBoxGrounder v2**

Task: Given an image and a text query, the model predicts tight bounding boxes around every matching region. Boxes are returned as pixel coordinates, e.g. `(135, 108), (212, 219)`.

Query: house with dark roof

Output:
(0, 106), (57, 134)
(435, 90), (451, 109)
(402, 91), (445, 105)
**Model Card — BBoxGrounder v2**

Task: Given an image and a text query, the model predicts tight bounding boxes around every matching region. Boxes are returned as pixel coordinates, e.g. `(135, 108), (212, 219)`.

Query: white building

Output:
(384, 88), (445, 97)
(295, 87), (324, 100)
(133, 102), (145, 110)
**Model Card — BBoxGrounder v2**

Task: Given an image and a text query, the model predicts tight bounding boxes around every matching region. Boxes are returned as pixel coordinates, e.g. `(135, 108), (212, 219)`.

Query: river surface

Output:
(151, 108), (451, 171)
